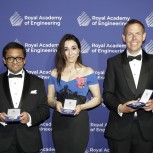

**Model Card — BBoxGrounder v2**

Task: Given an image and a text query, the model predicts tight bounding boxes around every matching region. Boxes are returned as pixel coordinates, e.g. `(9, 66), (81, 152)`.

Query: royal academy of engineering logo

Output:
(77, 11), (130, 27)
(80, 39), (90, 53)
(77, 11), (91, 26)
(9, 11), (62, 27)
(145, 12), (153, 27)
(144, 40), (153, 54)
(10, 12), (23, 26)
(14, 39), (21, 44)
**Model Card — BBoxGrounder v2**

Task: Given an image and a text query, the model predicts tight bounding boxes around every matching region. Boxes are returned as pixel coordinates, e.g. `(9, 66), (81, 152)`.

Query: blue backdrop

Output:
(0, 0), (153, 152)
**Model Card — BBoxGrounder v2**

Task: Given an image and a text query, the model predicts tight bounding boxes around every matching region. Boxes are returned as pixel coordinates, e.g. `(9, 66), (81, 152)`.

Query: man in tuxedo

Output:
(0, 42), (50, 153)
(103, 19), (153, 153)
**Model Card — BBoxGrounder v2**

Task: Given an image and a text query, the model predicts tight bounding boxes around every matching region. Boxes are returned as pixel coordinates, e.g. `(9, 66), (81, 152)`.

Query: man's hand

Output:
(20, 112), (30, 124)
(143, 99), (153, 111)
(0, 112), (7, 122)
(119, 100), (138, 113)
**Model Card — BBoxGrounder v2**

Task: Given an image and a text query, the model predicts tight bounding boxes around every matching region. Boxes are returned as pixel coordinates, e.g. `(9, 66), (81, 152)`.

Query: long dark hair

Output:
(55, 34), (83, 84)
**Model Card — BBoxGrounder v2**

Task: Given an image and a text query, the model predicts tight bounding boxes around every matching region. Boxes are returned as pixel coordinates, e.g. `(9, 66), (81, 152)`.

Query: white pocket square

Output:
(30, 90), (37, 94)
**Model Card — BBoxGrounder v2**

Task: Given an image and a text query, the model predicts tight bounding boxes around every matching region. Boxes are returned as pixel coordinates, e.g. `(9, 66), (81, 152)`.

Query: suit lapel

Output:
(3, 71), (31, 108)
(3, 72), (14, 108)
(122, 51), (137, 95)
(135, 51), (149, 96)
(18, 71), (30, 108)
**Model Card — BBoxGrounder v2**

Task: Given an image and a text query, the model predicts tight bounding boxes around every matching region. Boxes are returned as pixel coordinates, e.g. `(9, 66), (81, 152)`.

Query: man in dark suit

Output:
(103, 19), (153, 153)
(0, 42), (50, 153)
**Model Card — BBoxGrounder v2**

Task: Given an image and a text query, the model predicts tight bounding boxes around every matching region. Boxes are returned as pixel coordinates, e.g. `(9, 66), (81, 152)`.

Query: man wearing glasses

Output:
(0, 42), (50, 153)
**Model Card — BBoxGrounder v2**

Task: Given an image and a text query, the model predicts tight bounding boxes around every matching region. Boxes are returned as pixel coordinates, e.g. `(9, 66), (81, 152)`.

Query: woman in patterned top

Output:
(48, 34), (102, 153)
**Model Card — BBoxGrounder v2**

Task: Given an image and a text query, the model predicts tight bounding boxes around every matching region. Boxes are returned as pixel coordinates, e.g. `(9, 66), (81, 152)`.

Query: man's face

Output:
(3, 48), (26, 74)
(122, 23), (146, 55)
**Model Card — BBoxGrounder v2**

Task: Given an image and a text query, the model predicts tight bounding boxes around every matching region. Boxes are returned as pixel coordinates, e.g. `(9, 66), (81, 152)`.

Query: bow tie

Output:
(8, 74), (22, 78)
(127, 55), (141, 61)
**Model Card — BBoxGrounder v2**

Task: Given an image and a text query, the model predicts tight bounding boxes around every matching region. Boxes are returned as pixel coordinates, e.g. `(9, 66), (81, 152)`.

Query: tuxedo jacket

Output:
(103, 50), (153, 141)
(0, 70), (50, 152)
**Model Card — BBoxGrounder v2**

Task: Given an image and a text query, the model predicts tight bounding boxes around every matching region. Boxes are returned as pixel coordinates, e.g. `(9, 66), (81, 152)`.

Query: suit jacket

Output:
(103, 50), (153, 141)
(0, 70), (50, 152)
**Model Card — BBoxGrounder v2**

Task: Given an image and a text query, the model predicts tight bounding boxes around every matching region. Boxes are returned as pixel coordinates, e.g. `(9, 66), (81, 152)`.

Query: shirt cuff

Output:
(0, 122), (7, 126)
(26, 113), (32, 127)
(117, 104), (123, 117)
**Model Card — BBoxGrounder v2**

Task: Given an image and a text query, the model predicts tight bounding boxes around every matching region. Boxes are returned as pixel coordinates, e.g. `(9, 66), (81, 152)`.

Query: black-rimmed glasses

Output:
(5, 57), (25, 63)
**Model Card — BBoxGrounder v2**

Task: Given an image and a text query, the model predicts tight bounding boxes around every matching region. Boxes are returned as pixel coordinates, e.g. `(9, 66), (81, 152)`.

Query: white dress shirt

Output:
(0, 69), (31, 126)
(8, 70), (24, 108)
(118, 49), (142, 117)
(127, 50), (142, 89)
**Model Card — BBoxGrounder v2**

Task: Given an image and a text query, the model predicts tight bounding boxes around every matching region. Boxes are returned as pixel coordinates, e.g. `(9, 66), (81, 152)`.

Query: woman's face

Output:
(64, 40), (80, 63)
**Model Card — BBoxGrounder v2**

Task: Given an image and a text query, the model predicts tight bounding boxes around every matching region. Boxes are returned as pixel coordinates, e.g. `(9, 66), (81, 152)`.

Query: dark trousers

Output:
(108, 120), (153, 153)
(0, 132), (39, 153)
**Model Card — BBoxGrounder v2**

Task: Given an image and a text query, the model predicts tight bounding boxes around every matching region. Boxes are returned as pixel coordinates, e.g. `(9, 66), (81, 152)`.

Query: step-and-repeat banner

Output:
(0, 0), (153, 152)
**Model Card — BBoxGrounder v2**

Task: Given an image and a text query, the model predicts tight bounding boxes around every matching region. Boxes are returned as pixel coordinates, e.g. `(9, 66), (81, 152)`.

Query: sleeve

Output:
(29, 78), (50, 126)
(103, 59), (120, 112)
(48, 75), (55, 85)
(87, 73), (99, 85)
(26, 113), (32, 127)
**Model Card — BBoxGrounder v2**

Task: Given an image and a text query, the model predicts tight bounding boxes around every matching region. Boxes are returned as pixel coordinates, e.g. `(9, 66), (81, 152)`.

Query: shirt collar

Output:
(7, 69), (24, 77)
(126, 49), (142, 57)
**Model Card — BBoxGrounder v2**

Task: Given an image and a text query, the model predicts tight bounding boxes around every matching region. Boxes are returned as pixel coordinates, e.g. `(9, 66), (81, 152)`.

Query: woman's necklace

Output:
(66, 67), (82, 81)
(75, 67), (82, 75)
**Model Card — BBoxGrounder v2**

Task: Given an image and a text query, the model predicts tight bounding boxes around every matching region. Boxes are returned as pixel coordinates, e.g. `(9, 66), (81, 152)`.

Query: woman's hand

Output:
(74, 104), (82, 116)
(56, 101), (63, 113)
